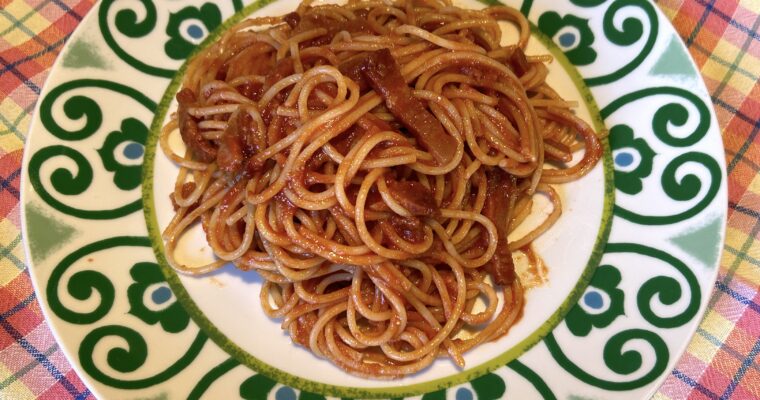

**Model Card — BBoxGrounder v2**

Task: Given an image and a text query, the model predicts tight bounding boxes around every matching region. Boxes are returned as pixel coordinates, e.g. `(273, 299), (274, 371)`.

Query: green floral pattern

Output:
(97, 117), (147, 191)
(238, 374), (326, 400)
(538, 12), (597, 65)
(27, 0), (725, 398)
(421, 372), (506, 400)
(127, 262), (189, 333)
(609, 124), (656, 195)
(566, 265), (625, 337)
(165, 3), (222, 60)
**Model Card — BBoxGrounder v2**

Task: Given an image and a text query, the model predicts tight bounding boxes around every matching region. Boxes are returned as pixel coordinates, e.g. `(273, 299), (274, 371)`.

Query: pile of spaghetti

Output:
(160, 0), (602, 378)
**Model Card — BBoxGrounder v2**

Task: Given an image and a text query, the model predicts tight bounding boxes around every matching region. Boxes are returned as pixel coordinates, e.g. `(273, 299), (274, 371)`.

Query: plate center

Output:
(145, 0), (611, 392)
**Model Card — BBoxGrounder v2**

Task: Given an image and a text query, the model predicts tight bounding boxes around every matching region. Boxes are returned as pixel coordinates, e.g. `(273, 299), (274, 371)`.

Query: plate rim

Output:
(18, 0), (729, 398)
(138, 5), (616, 395)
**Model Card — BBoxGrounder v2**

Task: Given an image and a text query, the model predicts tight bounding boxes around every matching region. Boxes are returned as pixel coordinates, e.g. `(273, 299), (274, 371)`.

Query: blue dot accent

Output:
(615, 152), (634, 167)
(151, 286), (172, 304)
(456, 387), (473, 400)
(584, 291), (604, 310)
(123, 142), (144, 159)
(275, 386), (296, 400)
(187, 24), (204, 39)
(558, 32), (576, 47)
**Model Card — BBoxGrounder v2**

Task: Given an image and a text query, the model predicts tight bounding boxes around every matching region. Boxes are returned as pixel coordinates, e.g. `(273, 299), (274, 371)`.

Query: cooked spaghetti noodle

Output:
(160, 0), (602, 378)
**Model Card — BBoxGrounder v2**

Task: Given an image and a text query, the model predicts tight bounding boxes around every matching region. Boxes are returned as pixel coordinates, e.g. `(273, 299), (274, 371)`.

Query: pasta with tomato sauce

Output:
(160, 0), (603, 378)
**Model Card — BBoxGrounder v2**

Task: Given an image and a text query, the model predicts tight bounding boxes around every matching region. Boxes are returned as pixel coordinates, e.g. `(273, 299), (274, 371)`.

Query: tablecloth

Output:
(0, 0), (757, 399)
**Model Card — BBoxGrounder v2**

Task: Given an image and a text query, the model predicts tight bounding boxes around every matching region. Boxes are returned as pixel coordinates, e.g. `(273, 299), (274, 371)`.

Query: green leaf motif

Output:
(471, 373), (506, 399)
(570, 0), (607, 6)
(114, 0), (157, 38)
(47, 237), (148, 325)
(239, 374), (277, 400)
(32, 79), (154, 219)
(79, 325), (208, 389)
(165, 3), (222, 60)
(615, 152), (721, 225)
(508, 360), (557, 400)
(97, 118), (147, 191)
(565, 264), (625, 337)
(545, 329), (668, 390)
(421, 389), (446, 400)
(127, 262), (189, 333)
(537, 12), (597, 66)
(299, 392), (327, 400)
(585, 0), (659, 86)
(609, 124), (656, 195)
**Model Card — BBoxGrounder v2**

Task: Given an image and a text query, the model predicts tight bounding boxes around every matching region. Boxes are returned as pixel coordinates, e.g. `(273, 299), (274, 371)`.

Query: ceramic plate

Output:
(21, 0), (727, 398)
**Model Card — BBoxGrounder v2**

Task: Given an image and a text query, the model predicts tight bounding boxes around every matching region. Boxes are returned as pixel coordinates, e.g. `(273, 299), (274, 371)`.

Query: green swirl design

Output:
(519, 0), (533, 16)
(99, 0), (244, 77)
(79, 325), (207, 389)
(652, 102), (710, 147)
(601, 87), (719, 224)
(615, 152), (721, 225)
(99, 0), (172, 77)
(640, 266), (701, 327)
(40, 79), (156, 141)
(418, 372), (506, 400)
(507, 360), (557, 400)
(188, 359), (328, 400)
(585, 0), (658, 86)
(571, 0), (607, 6)
(32, 79), (155, 219)
(46, 237), (149, 324)
(547, 242), (701, 390)
(114, 0), (157, 38)
(606, 243), (701, 328)
(28, 145), (142, 219)
(601, 87), (710, 147)
(188, 359), (240, 400)
(545, 329), (668, 390)
(240, 373), (279, 399)
(39, 95), (101, 141)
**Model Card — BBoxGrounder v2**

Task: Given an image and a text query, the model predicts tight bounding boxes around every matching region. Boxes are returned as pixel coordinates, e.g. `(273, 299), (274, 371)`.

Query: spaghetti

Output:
(160, 0), (602, 378)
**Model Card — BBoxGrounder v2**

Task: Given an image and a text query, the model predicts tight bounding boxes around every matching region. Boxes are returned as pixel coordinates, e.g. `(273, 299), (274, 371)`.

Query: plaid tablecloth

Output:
(0, 0), (758, 399)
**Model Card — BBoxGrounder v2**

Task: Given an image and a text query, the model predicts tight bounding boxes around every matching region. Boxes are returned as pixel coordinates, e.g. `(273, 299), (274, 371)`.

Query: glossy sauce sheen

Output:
(343, 49), (458, 166)
(482, 168), (516, 285)
(385, 178), (438, 216)
(177, 88), (217, 162)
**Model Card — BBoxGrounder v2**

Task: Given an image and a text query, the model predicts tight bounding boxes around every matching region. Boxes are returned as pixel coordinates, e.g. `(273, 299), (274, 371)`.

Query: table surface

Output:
(1, 0), (758, 399)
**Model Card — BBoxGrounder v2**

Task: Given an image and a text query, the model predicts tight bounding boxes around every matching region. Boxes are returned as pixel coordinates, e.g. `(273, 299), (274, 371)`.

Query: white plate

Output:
(21, 0), (727, 398)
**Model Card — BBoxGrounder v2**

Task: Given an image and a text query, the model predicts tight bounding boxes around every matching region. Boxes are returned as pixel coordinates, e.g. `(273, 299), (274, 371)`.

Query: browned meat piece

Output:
(386, 178), (438, 216)
(359, 49), (457, 166)
(284, 12), (300, 28)
(366, 186), (391, 212)
(238, 111), (267, 156)
(218, 110), (267, 174)
(509, 48), (529, 76)
(338, 55), (370, 92)
(176, 88), (217, 163)
(216, 133), (244, 173)
(482, 167), (517, 286)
